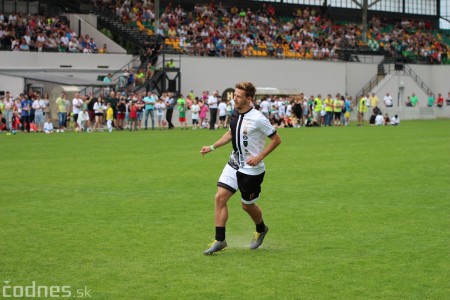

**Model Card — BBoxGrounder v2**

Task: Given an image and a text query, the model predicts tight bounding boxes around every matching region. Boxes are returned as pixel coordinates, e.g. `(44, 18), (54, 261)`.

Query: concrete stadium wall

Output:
(345, 62), (378, 97)
(177, 56), (450, 120)
(1, 52), (449, 120)
(0, 52), (133, 70)
(412, 64), (450, 96)
(0, 74), (24, 95)
(0, 52), (133, 97)
(1, 47), (446, 104)
(178, 56), (450, 102)
(179, 56), (350, 98)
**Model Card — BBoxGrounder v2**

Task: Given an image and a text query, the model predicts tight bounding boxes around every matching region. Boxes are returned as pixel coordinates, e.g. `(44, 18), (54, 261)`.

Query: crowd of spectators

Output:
(368, 16), (449, 64)
(112, 0), (449, 64)
(1, 2), (448, 63)
(2, 87), (449, 133)
(0, 12), (107, 53)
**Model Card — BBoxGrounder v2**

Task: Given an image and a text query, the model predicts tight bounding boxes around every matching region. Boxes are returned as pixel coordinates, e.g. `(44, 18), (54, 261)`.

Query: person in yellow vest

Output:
(188, 90), (195, 101)
(313, 94), (322, 126)
(324, 94), (334, 126)
(166, 59), (176, 68)
(357, 95), (367, 126)
(333, 94), (343, 126)
(106, 102), (114, 133)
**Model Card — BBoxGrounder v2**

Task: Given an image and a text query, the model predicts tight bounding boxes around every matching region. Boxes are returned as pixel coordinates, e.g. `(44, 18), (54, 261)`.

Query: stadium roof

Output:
(248, 0), (449, 28)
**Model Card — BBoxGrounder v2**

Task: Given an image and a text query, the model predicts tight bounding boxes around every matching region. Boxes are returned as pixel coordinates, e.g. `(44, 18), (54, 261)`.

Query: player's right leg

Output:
(204, 164), (237, 255)
(204, 187), (234, 255)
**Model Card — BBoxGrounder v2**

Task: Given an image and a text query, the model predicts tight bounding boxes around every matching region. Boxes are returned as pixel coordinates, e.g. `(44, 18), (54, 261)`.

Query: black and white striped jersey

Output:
(228, 108), (277, 175)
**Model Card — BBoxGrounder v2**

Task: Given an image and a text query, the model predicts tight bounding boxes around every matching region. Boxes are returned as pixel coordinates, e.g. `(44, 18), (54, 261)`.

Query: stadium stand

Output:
(11, 0), (444, 66)
(99, 0), (449, 64)
(0, 12), (104, 53)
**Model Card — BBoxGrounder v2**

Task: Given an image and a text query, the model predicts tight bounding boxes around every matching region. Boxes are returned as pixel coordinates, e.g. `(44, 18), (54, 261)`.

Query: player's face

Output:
(234, 88), (251, 111)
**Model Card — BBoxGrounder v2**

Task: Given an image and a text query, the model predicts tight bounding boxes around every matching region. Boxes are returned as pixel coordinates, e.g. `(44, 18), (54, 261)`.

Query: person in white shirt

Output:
(83, 45), (93, 53)
(390, 114), (400, 126)
(32, 95), (46, 132)
(365, 93), (371, 108)
(285, 99), (293, 118)
(375, 113), (384, 126)
(8, 14), (17, 24)
(3, 92), (14, 131)
(68, 38), (78, 52)
(93, 97), (105, 131)
(154, 98), (166, 130)
(60, 35), (69, 46)
(218, 99), (227, 128)
(383, 92), (393, 107)
(23, 33), (31, 45)
(200, 81), (281, 255)
(11, 37), (20, 51)
(302, 98), (310, 125)
(207, 90), (219, 130)
(277, 98), (286, 118)
(190, 99), (200, 129)
(72, 93), (83, 130)
(44, 118), (54, 134)
(36, 32), (46, 44)
(259, 97), (270, 119)
(77, 107), (90, 131)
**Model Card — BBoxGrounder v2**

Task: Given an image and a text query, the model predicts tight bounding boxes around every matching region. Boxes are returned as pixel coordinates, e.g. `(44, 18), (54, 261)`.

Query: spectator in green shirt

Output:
(177, 94), (186, 107)
(410, 93), (419, 107)
(178, 102), (187, 129)
(426, 92), (434, 107)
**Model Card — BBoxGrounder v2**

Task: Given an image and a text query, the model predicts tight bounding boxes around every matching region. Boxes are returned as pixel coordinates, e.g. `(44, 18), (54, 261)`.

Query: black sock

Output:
(256, 220), (266, 233)
(215, 226), (226, 241)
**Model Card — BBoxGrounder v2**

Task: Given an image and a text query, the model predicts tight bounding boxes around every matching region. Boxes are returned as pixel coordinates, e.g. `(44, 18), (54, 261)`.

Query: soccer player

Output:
(200, 81), (282, 255)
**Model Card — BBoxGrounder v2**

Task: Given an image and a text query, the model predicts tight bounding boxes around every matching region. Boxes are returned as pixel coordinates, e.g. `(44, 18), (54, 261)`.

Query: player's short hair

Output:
(235, 81), (256, 99)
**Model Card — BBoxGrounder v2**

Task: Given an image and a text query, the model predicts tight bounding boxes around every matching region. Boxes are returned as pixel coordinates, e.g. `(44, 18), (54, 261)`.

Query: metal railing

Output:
(355, 63), (391, 98)
(403, 64), (434, 97)
(356, 63), (434, 99)
(78, 55), (142, 97)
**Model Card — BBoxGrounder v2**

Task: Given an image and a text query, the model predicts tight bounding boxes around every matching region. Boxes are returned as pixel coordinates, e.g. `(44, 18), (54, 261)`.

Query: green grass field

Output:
(1, 120), (449, 299)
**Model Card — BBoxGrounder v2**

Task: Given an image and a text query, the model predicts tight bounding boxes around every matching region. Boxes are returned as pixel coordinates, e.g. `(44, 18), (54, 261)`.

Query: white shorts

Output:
(218, 164), (238, 193)
(217, 163), (264, 204)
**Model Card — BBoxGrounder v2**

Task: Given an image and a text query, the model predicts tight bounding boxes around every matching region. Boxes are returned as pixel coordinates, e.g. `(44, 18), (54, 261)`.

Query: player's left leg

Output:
(237, 171), (269, 250)
(242, 203), (269, 250)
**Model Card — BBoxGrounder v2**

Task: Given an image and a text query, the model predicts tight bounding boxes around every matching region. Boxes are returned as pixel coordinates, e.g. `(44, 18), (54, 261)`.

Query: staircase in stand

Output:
(96, 11), (156, 55)
(356, 58), (434, 99)
(356, 62), (388, 98)
(402, 64), (434, 96)
(133, 53), (182, 95)
(44, 0), (181, 95)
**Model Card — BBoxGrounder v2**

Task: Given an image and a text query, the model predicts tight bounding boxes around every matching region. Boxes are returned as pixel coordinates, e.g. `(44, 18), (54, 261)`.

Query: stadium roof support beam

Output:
(155, 0), (160, 30)
(436, 0), (440, 17)
(351, 0), (383, 42)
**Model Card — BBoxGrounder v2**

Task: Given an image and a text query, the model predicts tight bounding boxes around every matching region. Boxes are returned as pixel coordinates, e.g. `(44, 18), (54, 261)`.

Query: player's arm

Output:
(246, 133), (281, 166)
(200, 130), (232, 156)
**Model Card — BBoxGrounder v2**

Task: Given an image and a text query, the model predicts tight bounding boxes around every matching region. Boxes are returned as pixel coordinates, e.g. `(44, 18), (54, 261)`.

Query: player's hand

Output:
(200, 146), (212, 156)
(246, 156), (262, 167)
